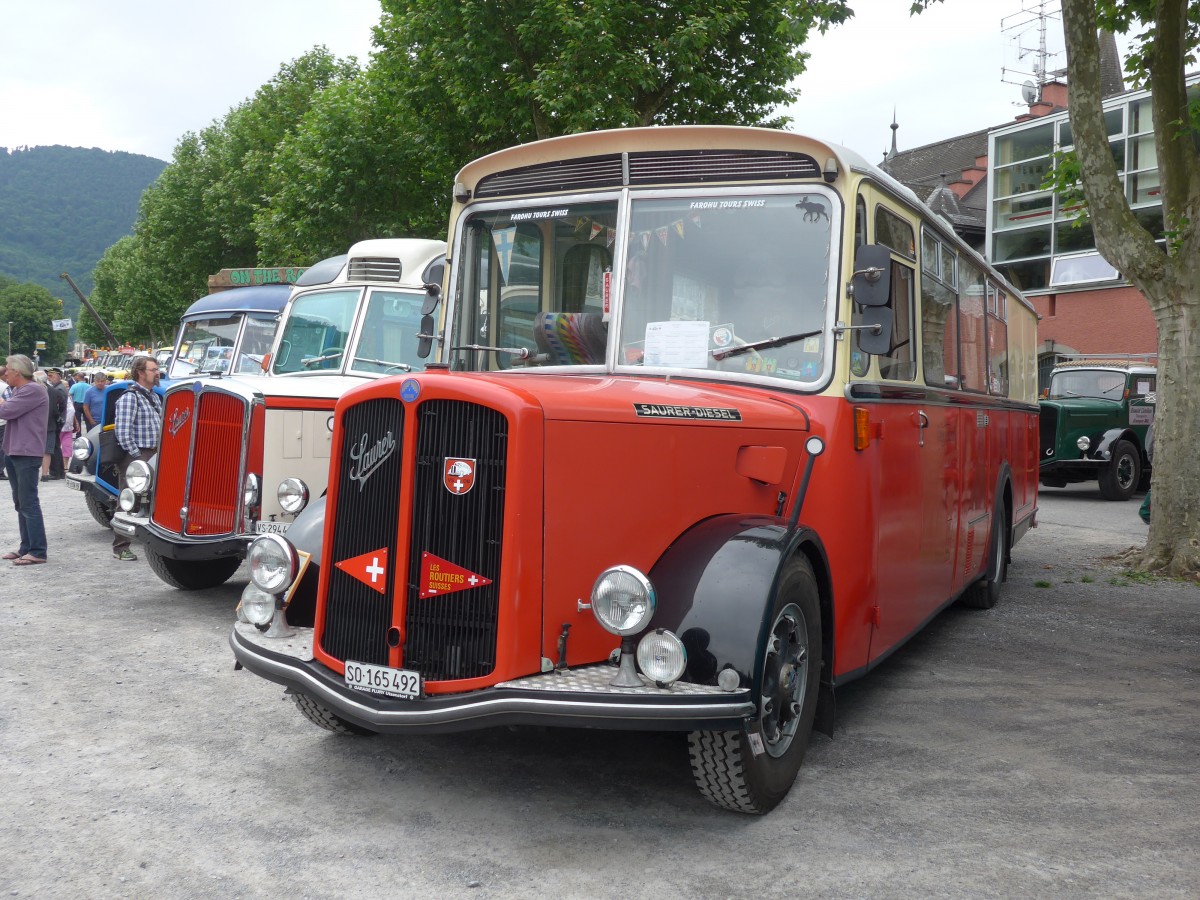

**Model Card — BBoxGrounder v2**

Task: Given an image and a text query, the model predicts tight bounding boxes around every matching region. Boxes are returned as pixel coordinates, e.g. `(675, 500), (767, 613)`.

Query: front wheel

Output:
(145, 548), (241, 590)
(688, 555), (822, 814)
(292, 692), (374, 735)
(1098, 440), (1140, 501)
(84, 491), (114, 528)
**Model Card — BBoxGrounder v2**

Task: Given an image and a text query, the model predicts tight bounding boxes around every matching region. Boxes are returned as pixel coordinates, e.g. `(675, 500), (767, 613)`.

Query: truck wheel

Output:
(1098, 440), (1140, 501)
(961, 501), (1008, 610)
(144, 548), (241, 590)
(292, 692), (374, 735)
(84, 492), (114, 528)
(688, 555), (821, 814)
(1039, 475), (1066, 489)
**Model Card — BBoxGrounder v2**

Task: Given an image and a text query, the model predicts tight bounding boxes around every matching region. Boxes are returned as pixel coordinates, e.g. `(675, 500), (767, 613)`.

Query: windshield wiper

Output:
(353, 355), (411, 372)
(711, 330), (823, 362)
(451, 344), (533, 360)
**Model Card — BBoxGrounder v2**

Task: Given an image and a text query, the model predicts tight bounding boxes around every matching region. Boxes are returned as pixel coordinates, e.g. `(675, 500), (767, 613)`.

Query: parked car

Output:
(1039, 355), (1156, 500)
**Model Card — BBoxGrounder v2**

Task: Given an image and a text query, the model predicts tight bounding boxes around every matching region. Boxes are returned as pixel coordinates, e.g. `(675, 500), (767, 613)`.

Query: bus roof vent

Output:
(627, 150), (821, 184)
(474, 154), (625, 198)
(347, 256), (403, 282)
(473, 150), (822, 199)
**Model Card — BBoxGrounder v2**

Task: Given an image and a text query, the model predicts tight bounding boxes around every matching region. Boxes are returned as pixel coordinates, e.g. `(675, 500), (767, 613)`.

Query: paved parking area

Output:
(1, 480), (1196, 898)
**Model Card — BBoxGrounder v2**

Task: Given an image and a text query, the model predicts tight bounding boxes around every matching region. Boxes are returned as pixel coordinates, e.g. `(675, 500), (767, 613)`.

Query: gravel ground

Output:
(1, 478), (1197, 899)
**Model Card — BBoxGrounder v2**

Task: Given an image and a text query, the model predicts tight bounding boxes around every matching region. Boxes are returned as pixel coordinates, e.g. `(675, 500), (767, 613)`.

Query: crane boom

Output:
(59, 272), (119, 348)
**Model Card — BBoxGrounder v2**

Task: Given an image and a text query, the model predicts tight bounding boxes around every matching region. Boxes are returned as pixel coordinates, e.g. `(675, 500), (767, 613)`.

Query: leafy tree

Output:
(255, 70), (452, 262)
(107, 48), (362, 342)
(375, 0), (854, 154)
(0, 282), (70, 364)
(917, 0), (1199, 577)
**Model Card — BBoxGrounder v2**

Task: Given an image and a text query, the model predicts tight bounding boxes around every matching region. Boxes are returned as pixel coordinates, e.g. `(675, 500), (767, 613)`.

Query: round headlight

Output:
(243, 473), (261, 508)
(118, 488), (137, 512)
(126, 459), (152, 494)
(1076, 436), (1091, 451)
(247, 533), (297, 594)
(277, 477), (310, 514)
(240, 583), (276, 626)
(590, 565), (656, 636)
(636, 629), (687, 685)
(72, 436), (93, 460)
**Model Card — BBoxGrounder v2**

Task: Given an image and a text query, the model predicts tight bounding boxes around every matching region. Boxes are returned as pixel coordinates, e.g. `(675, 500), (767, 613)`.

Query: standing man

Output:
(68, 371), (90, 437)
(43, 368), (68, 480)
(83, 372), (109, 429)
(0, 355), (49, 565)
(111, 356), (162, 561)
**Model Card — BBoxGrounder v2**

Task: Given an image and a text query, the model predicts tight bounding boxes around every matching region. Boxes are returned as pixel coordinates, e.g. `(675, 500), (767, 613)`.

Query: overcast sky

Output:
(1, 0), (1092, 164)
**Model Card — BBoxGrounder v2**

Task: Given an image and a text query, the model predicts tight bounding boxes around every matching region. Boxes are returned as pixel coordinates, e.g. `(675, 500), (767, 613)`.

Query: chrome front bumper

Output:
(113, 512), (251, 559)
(231, 623), (754, 734)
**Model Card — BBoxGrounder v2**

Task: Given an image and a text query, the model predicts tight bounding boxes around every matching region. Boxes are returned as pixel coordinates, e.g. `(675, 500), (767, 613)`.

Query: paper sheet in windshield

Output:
(643, 320), (710, 368)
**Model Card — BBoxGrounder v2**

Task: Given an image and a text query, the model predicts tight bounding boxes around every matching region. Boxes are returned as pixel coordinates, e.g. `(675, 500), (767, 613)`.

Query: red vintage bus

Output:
(232, 126), (1039, 814)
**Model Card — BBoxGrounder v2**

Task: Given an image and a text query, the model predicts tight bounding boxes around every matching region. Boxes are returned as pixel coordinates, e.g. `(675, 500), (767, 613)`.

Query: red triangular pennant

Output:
(335, 547), (389, 594)
(420, 551), (492, 599)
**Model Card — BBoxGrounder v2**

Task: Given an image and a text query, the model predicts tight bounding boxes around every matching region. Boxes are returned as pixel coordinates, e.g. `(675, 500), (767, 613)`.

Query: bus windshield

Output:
(620, 192), (834, 380)
(272, 289), (360, 373)
(447, 190), (835, 382)
(174, 316), (242, 375)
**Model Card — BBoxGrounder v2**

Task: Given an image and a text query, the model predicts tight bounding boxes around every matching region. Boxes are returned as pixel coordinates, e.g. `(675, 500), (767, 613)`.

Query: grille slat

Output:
(151, 387), (245, 536)
(322, 398), (406, 666)
(405, 402), (507, 681)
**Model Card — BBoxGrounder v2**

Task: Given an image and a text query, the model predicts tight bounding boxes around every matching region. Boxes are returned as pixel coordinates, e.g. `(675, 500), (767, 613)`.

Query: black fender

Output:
(646, 514), (833, 700)
(1093, 427), (1137, 460)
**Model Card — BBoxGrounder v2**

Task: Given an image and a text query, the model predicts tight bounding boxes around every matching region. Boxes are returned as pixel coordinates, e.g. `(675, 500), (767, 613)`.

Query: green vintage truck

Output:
(1039, 355), (1156, 500)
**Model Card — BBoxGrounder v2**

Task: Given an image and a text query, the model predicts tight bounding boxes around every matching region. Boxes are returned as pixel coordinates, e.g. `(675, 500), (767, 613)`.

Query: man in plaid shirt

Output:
(112, 356), (163, 561)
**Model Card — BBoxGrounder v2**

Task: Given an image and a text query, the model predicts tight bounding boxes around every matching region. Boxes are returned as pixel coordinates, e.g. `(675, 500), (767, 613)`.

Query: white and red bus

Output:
(232, 126), (1039, 814)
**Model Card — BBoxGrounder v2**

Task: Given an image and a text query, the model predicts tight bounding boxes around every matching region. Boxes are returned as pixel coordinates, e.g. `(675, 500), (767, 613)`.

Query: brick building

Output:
(881, 36), (1192, 385)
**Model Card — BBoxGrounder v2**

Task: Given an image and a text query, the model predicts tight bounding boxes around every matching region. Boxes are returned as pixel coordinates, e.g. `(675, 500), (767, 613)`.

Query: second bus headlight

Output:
(590, 565), (656, 636)
(72, 436), (93, 461)
(126, 459), (152, 494)
(277, 478), (310, 514)
(247, 534), (297, 594)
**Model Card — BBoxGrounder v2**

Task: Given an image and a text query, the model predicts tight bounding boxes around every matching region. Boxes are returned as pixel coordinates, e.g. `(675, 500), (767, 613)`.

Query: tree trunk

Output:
(1061, 0), (1200, 578)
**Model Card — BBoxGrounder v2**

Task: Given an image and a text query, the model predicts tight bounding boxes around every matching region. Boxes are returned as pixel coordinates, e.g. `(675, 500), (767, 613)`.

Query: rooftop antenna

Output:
(1000, 0), (1062, 105)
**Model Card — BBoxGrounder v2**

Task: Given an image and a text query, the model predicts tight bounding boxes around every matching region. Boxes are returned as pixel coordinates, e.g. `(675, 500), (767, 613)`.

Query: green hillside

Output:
(0, 145), (166, 330)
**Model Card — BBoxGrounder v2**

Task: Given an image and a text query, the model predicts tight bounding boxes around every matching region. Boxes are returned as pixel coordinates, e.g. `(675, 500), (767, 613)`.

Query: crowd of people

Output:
(0, 357), (161, 566)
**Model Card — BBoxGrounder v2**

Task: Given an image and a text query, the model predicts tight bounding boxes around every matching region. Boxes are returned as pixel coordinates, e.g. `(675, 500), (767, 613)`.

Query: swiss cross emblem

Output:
(443, 457), (476, 494)
(334, 547), (389, 595)
(419, 552), (492, 599)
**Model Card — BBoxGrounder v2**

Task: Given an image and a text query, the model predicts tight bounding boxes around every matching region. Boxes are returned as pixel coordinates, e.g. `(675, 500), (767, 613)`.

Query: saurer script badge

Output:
(443, 457), (476, 494)
(335, 547), (389, 594)
(420, 551), (492, 599)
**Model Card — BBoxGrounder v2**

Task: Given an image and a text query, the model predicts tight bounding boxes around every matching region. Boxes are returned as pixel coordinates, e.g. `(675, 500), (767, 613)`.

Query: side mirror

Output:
(416, 314), (436, 359)
(851, 245), (891, 307)
(421, 283), (441, 317)
(855, 306), (893, 356)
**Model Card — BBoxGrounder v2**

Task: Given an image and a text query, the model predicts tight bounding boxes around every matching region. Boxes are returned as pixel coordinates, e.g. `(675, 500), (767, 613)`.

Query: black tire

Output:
(688, 555), (822, 814)
(144, 548), (241, 590)
(1098, 440), (1140, 501)
(292, 692), (374, 735)
(84, 491), (114, 528)
(1040, 475), (1067, 489)
(961, 501), (1008, 610)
